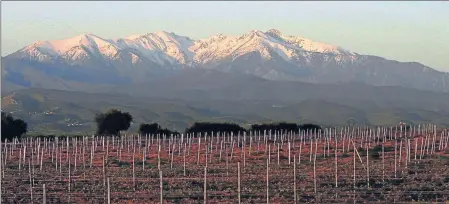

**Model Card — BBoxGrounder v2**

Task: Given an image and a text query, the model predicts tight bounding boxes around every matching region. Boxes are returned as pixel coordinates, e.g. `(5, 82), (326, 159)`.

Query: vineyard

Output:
(1, 125), (449, 203)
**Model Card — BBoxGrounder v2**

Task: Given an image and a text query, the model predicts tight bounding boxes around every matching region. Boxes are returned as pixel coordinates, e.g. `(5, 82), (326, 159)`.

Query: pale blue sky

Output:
(2, 1), (448, 71)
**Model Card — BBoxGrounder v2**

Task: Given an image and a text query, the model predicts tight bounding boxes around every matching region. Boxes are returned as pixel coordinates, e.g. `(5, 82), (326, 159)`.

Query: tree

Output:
(1, 112), (27, 142)
(298, 123), (322, 132)
(139, 123), (180, 136)
(138, 123), (160, 135)
(185, 122), (246, 135)
(95, 109), (133, 136)
(251, 122), (299, 133)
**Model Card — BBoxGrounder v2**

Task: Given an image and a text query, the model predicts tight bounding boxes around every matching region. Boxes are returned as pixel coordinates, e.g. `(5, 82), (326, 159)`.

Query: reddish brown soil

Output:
(1, 130), (449, 203)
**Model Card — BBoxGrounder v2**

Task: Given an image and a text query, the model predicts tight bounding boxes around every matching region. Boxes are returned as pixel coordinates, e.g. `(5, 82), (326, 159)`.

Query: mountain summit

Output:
(3, 29), (449, 92)
(10, 29), (354, 65)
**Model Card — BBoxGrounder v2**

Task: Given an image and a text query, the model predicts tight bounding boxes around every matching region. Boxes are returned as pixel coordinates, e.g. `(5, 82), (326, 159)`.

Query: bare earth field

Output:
(1, 126), (449, 203)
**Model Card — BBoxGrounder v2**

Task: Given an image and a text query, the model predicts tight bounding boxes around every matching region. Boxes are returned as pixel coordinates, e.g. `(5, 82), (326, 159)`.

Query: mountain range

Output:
(2, 29), (449, 93)
(2, 29), (449, 134)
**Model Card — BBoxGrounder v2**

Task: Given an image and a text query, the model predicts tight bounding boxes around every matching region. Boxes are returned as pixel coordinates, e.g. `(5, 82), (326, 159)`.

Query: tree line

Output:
(96, 109), (322, 136)
(1, 109), (322, 141)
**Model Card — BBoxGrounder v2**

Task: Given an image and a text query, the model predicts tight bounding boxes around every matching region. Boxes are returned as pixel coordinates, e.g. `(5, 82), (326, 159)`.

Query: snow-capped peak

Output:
(21, 33), (117, 59)
(16, 29), (356, 66)
(265, 29), (282, 36)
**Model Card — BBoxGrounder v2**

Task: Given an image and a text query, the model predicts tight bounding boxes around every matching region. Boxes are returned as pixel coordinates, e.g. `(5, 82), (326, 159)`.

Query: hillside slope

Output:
(2, 82), (449, 134)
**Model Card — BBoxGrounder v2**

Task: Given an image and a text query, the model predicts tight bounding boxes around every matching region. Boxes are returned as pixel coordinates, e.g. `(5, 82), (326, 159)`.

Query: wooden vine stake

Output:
(132, 151), (136, 191)
(183, 147), (186, 177)
(414, 138), (418, 160)
(68, 154), (71, 203)
(29, 159), (33, 204)
(382, 143), (385, 183)
(394, 138), (397, 178)
(288, 142), (291, 166)
(90, 138), (94, 168)
(366, 145), (369, 188)
(159, 170), (163, 204)
(83, 138), (86, 179)
(106, 138), (109, 164)
(40, 148), (43, 171)
(309, 134), (313, 162)
(335, 134), (338, 188)
(226, 147), (229, 177)
(158, 142), (161, 170)
(143, 148), (146, 171)
(103, 155), (106, 187)
(43, 184), (46, 204)
(294, 155), (297, 204)
(238, 162), (241, 204)
(353, 144), (356, 202)
(197, 137), (201, 165)
(266, 158), (269, 204)
(171, 145), (174, 169)
(313, 136), (317, 194)
(404, 139), (408, 170)
(299, 134), (302, 165)
(19, 148), (22, 175)
(399, 140), (402, 170)
(268, 144), (271, 165)
(204, 166), (207, 204)
(107, 178), (111, 204)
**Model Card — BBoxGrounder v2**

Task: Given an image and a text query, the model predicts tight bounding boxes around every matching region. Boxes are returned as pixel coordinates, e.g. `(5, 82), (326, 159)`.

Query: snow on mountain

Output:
(116, 31), (195, 65)
(13, 29), (355, 66)
(5, 29), (449, 93)
(265, 29), (353, 55)
(19, 33), (121, 62)
(191, 29), (356, 64)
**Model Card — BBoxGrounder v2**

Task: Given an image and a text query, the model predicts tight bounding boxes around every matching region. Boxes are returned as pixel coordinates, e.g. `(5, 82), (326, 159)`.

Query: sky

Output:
(2, 1), (448, 72)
